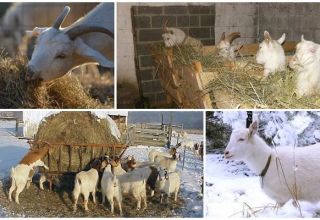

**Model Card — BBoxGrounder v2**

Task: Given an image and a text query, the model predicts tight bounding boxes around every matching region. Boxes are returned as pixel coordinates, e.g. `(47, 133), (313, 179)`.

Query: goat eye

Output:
(238, 138), (245, 142)
(55, 54), (66, 59)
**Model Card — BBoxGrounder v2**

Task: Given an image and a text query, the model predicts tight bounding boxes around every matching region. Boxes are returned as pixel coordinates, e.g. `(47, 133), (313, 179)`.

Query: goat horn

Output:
(225, 32), (241, 43)
(220, 32), (226, 41)
(162, 18), (169, 33)
(52, 6), (70, 29)
(66, 25), (114, 40)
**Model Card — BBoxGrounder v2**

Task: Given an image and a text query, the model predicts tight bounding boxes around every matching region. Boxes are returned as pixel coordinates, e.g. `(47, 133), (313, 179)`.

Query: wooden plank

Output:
(68, 145), (72, 172)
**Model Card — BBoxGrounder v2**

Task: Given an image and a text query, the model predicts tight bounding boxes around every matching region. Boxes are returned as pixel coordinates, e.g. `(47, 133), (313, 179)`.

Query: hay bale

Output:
(33, 112), (121, 172)
(0, 56), (110, 108)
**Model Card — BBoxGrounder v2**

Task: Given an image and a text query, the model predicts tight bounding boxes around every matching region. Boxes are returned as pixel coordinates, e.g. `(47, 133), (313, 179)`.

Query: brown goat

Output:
(19, 146), (50, 165)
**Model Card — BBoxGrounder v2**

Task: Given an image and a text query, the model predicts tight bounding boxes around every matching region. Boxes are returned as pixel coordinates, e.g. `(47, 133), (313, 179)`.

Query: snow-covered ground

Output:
(123, 133), (203, 218)
(0, 121), (28, 217)
(205, 154), (320, 218)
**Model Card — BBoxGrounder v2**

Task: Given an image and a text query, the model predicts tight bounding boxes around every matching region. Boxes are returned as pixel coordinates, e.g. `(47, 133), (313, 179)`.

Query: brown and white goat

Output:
(8, 146), (49, 204)
(217, 32), (242, 61)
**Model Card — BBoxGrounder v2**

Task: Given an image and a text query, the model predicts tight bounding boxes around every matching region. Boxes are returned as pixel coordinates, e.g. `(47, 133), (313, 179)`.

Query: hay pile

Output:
(151, 43), (320, 109)
(0, 56), (108, 109)
(33, 112), (121, 172)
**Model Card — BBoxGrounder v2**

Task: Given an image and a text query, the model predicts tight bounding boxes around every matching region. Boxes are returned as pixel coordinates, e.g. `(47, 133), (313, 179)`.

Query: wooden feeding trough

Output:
(28, 140), (127, 190)
(153, 41), (297, 109)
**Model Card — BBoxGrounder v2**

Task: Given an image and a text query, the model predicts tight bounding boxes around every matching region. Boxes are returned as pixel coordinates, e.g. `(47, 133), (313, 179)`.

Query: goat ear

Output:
(74, 38), (114, 68)
(264, 31), (271, 43)
(220, 32), (226, 41)
(277, 33), (286, 45)
(301, 35), (305, 42)
(25, 27), (47, 38)
(248, 121), (258, 138)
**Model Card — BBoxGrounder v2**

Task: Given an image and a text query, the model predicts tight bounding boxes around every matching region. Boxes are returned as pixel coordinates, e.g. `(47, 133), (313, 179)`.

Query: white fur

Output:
(158, 168), (180, 204)
(8, 159), (48, 204)
(256, 31), (286, 77)
(154, 155), (178, 172)
(26, 3), (114, 81)
(162, 28), (202, 50)
(289, 35), (320, 97)
(179, 140), (194, 150)
(148, 149), (171, 162)
(73, 168), (99, 212)
(116, 167), (151, 210)
(225, 122), (320, 205)
(101, 164), (122, 215)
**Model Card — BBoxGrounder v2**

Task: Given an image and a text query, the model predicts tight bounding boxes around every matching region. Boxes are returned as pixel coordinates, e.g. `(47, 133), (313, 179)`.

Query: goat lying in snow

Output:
(256, 31), (286, 77)
(73, 159), (102, 212)
(158, 168), (180, 204)
(225, 121), (320, 206)
(100, 160), (122, 215)
(9, 146), (49, 204)
(289, 35), (320, 97)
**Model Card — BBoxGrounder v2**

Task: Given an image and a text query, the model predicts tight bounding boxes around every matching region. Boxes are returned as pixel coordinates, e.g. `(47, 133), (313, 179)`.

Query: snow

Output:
(205, 154), (320, 218)
(0, 121), (29, 216)
(206, 111), (320, 218)
(122, 133), (203, 218)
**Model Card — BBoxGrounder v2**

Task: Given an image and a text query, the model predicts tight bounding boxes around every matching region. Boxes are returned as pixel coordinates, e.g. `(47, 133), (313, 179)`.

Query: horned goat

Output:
(289, 35), (320, 97)
(256, 31), (286, 77)
(26, 3), (114, 81)
(225, 121), (320, 206)
(217, 32), (242, 61)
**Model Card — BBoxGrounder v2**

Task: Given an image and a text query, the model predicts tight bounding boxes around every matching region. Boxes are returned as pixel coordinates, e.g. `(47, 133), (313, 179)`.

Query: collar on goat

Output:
(259, 154), (272, 187)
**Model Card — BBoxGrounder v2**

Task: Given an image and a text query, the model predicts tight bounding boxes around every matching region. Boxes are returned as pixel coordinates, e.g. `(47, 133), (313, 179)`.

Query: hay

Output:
(0, 56), (108, 109)
(33, 112), (121, 172)
(151, 43), (320, 109)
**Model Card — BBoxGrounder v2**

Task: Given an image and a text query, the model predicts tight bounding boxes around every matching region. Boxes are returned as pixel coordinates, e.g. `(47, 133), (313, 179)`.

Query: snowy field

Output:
(206, 111), (320, 218)
(122, 133), (204, 218)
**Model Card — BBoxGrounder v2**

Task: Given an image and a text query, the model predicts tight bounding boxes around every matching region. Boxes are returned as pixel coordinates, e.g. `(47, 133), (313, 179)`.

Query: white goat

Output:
(148, 149), (172, 162)
(256, 31), (286, 77)
(8, 146), (49, 204)
(178, 140), (194, 150)
(158, 168), (180, 204)
(289, 35), (320, 97)
(9, 160), (48, 204)
(225, 121), (320, 206)
(1, 3), (97, 57)
(26, 3), (114, 81)
(154, 154), (178, 172)
(217, 32), (242, 61)
(73, 164), (99, 212)
(101, 162), (122, 215)
(162, 19), (202, 51)
(116, 166), (151, 210)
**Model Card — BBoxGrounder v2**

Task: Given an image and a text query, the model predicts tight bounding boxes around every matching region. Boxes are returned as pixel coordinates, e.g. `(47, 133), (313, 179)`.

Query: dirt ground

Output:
(0, 176), (184, 218)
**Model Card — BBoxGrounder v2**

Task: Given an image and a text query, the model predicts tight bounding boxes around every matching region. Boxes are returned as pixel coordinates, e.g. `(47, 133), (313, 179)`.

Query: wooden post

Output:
(68, 145), (72, 172)
(58, 146), (62, 175)
(78, 147), (83, 171)
(182, 146), (186, 171)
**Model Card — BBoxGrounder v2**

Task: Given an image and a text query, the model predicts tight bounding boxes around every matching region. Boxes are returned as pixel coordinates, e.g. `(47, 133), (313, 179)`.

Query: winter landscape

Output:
(206, 111), (320, 218)
(0, 111), (203, 217)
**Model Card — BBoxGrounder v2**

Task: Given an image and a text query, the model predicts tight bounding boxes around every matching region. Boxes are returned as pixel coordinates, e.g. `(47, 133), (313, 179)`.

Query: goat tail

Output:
(73, 176), (81, 192)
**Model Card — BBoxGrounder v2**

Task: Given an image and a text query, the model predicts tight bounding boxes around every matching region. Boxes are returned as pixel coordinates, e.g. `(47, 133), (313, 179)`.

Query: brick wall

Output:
(131, 5), (215, 107)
